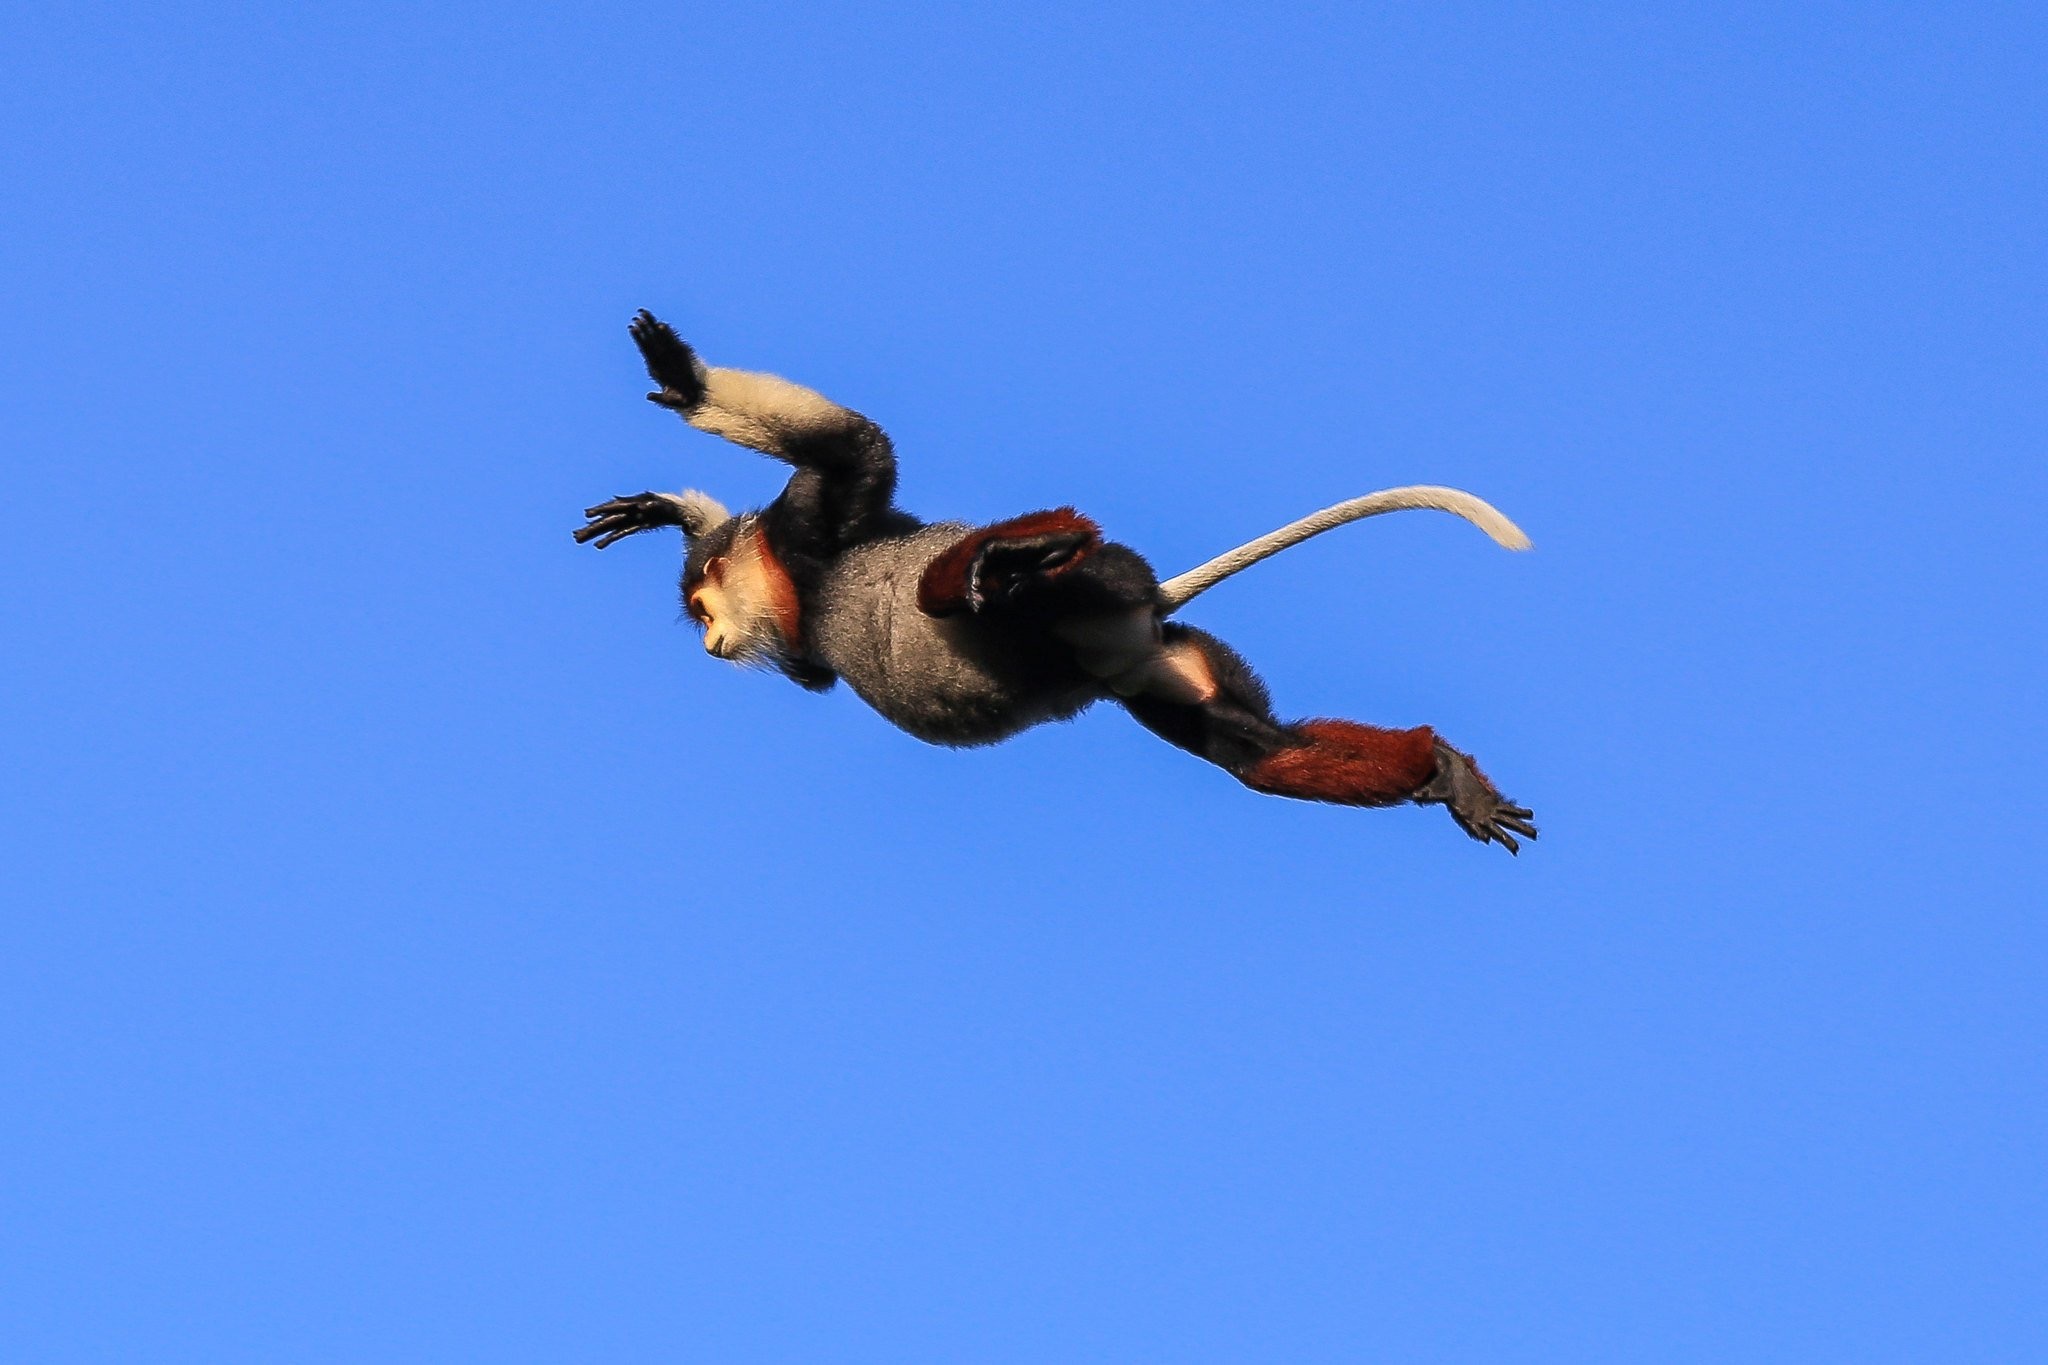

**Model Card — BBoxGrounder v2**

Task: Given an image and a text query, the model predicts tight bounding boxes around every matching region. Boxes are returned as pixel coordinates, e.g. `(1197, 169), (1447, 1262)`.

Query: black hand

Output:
(575, 492), (685, 549)
(628, 309), (706, 409)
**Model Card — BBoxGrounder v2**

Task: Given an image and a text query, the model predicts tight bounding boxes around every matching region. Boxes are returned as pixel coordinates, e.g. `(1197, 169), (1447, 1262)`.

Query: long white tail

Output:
(1157, 484), (1531, 614)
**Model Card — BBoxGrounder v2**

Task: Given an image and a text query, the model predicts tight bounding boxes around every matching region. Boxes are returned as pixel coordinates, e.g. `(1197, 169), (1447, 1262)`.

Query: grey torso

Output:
(806, 523), (1101, 746)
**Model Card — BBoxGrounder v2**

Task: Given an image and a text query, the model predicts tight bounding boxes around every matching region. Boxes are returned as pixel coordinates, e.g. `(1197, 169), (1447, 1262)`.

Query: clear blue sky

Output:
(4, 3), (2043, 1359)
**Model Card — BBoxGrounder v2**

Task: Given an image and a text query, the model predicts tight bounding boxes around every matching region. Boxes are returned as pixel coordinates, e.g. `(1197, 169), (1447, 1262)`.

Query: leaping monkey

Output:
(578, 311), (1538, 852)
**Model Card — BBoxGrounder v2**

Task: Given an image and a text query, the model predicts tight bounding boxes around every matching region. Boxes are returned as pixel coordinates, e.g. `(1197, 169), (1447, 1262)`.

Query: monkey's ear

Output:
(674, 490), (733, 540)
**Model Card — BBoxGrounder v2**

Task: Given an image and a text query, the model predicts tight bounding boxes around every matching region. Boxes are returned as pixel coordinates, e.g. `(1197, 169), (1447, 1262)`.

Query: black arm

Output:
(629, 311), (900, 553)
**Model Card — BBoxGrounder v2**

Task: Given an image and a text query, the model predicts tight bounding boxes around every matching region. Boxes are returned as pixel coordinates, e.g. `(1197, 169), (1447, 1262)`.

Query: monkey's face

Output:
(684, 529), (800, 666)
(686, 557), (745, 660)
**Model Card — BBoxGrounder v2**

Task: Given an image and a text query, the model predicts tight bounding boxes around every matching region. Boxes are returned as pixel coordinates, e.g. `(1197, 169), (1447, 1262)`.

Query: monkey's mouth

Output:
(705, 635), (759, 664)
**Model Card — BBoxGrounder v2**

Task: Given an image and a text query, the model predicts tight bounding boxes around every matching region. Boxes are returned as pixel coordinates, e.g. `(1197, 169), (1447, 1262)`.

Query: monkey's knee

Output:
(917, 508), (1103, 617)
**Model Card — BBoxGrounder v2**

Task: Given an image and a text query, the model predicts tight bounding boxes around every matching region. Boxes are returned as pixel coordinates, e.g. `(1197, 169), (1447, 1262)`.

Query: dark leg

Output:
(629, 311), (903, 558)
(1122, 625), (1538, 853)
(918, 515), (1536, 850)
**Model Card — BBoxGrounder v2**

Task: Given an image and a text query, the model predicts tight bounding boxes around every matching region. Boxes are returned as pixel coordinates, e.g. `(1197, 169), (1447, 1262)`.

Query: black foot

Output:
(1415, 741), (1539, 855)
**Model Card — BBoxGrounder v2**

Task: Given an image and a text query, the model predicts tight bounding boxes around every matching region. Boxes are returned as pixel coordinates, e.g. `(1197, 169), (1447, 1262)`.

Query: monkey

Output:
(576, 311), (1538, 853)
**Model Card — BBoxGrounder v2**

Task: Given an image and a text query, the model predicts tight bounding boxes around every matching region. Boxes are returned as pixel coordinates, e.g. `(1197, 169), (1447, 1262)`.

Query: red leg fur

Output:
(1241, 721), (1440, 807)
(917, 508), (1102, 616)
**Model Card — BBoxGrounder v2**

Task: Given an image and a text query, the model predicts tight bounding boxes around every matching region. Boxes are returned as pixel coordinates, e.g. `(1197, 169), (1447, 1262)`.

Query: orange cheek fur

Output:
(746, 529), (804, 645)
